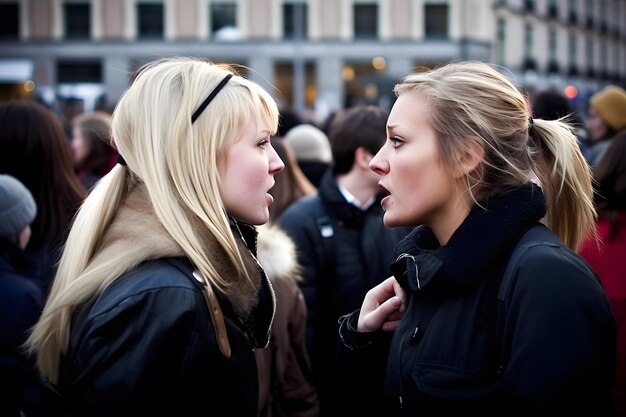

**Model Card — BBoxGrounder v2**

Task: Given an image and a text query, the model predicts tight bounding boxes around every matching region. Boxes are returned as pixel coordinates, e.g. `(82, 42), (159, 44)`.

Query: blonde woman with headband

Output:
(338, 61), (616, 416)
(27, 57), (284, 417)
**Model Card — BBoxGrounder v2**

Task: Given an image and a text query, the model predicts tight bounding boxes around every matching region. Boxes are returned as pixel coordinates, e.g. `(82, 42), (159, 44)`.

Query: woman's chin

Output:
(252, 210), (271, 226)
(383, 213), (398, 227)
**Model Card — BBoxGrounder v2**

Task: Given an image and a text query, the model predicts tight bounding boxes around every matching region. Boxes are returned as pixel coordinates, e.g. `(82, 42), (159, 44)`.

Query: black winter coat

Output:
(340, 184), (616, 416)
(57, 255), (272, 417)
(0, 239), (46, 417)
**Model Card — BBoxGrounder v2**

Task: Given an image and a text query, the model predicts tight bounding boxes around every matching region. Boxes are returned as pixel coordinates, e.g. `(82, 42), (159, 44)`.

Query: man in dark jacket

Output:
(278, 106), (411, 417)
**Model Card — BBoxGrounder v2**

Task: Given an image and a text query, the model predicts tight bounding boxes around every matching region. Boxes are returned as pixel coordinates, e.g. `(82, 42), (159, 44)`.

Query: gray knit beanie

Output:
(284, 124), (333, 163)
(0, 174), (37, 239)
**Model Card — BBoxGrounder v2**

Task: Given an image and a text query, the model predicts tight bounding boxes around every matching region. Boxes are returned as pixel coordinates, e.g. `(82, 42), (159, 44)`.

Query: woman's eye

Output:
(258, 138), (269, 148)
(390, 136), (405, 148)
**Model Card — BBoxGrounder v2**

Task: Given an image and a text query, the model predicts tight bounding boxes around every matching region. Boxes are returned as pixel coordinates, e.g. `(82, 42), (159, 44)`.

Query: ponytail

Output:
(530, 118), (596, 251)
(26, 165), (130, 383)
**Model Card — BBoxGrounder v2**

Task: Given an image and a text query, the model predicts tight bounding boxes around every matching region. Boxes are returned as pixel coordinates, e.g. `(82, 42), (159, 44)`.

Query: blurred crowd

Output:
(1, 75), (625, 417)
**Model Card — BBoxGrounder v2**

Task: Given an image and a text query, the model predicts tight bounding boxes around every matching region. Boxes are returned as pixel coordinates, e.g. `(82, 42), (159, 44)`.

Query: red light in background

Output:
(564, 84), (578, 99)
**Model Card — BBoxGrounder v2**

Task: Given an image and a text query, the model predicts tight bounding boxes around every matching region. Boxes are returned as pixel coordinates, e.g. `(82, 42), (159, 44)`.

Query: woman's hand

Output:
(358, 276), (407, 332)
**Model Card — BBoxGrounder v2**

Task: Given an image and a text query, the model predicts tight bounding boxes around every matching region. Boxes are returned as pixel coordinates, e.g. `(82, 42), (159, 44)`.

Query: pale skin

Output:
(357, 91), (480, 333)
(219, 117), (285, 225)
(18, 225), (31, 250)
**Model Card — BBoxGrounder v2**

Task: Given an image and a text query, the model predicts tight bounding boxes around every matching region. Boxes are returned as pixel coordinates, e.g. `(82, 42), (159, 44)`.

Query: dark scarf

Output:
(391, 183), (546, 293)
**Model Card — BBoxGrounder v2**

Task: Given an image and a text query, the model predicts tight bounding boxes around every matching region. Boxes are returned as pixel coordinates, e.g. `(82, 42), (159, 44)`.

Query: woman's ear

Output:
(453, 138), (484, 179)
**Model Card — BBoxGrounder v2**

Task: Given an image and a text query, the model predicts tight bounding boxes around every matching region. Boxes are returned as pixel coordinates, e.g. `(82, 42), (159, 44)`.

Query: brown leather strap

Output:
(193, 271), (231, 358)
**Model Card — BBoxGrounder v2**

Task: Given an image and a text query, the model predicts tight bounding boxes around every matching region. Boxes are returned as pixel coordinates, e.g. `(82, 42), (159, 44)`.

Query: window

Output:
(548, 29), (557, 62)
(353, 4), (377, 39)
(599, 0), (608, 33)
(586, 38), (593, 62)
(568, 0), (578, 24)
(283, 2), (307, 39)
(211, 3), (237, 37)
(64, 3), (90, 39)
(57, 60), (102, 83)
(137, 3), (163, 39)
(0, 3), (19, 39)
(497, 18), (506, 65)
(548, 29), (559, 72)
(424, 4), (448, 39)
(548, 0), (558, 18)
(524, 23), (533, 59)
(524, 23), (536, 70)
(600, 40), (608, 78)
(274, 60), (316, 109)
(586, 0), (594, 28)
(524, 0), (535, 12)
(568, 32), (578, 75)
(586, 38), (594, 76)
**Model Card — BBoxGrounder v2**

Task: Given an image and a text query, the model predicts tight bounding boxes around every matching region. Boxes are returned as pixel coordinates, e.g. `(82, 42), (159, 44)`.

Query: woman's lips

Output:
(379, 184), (390, 207)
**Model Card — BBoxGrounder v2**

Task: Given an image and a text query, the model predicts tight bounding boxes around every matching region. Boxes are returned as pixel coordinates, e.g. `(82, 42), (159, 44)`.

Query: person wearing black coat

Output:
(26, 57), (285, 417)
(279, 105), (411, 417)
(338, 62), (616, 416)
(0, 174), (48, 417)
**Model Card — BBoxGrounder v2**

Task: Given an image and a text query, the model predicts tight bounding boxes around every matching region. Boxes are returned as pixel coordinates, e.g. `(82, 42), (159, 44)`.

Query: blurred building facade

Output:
(0, 0), (624, 120)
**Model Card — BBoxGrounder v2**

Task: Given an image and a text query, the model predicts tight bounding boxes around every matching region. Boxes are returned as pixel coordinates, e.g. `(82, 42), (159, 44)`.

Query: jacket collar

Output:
(318, 170), (384, 228)
(95, 183), (264, 318)
(392, 183), (546, 293)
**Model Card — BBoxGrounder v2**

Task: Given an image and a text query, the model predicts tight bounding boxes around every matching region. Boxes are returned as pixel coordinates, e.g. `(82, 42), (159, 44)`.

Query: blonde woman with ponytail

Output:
(26, 57), (284, 417)
(338, 61), (616, 416)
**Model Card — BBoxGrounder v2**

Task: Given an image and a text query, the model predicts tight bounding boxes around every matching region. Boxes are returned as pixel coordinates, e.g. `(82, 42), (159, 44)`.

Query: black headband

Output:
(191, 74), (233, 123)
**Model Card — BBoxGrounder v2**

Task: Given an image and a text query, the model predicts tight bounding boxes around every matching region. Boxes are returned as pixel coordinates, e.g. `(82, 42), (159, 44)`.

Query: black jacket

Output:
(0, 239), (46, 417)
(340, 184), (616, 416)
(57, 256), (271, 417)
(37, 183), (275, 417)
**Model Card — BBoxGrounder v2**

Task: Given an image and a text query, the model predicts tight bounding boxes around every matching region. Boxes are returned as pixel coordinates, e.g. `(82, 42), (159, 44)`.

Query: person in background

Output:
(0, 100), (86, 294)
(59, 97), (85, 141)
(279, 105), (412, 417)
(254, 137), (319, 416)
(71, 111), (118, 190)
(278, 110), (303, 137)
(531, 89), (590, 155)
(255, 223), (319, 417)
(339, 61), (615, 416)
(269, 138), (317, 222)
(585, 85), (626, 166)
(26, 57), (284, 417)
(580, 109), (626, 416)
(284, 124), (332, 187)
(0, 174), (47, 417)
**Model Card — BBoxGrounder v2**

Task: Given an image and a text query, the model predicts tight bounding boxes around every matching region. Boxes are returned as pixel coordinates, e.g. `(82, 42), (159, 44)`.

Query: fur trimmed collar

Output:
(93, 183), (262, 317)
(256, 223), (300, 284)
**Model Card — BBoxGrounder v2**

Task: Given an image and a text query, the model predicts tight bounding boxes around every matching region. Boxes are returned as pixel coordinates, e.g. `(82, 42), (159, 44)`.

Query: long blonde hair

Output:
(27, 57), (279, 382)
(396, 61), (595, 251)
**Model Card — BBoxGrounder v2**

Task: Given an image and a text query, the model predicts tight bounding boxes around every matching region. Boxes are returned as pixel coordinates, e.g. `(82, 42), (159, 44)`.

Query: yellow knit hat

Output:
(590, 85), (626, 132)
